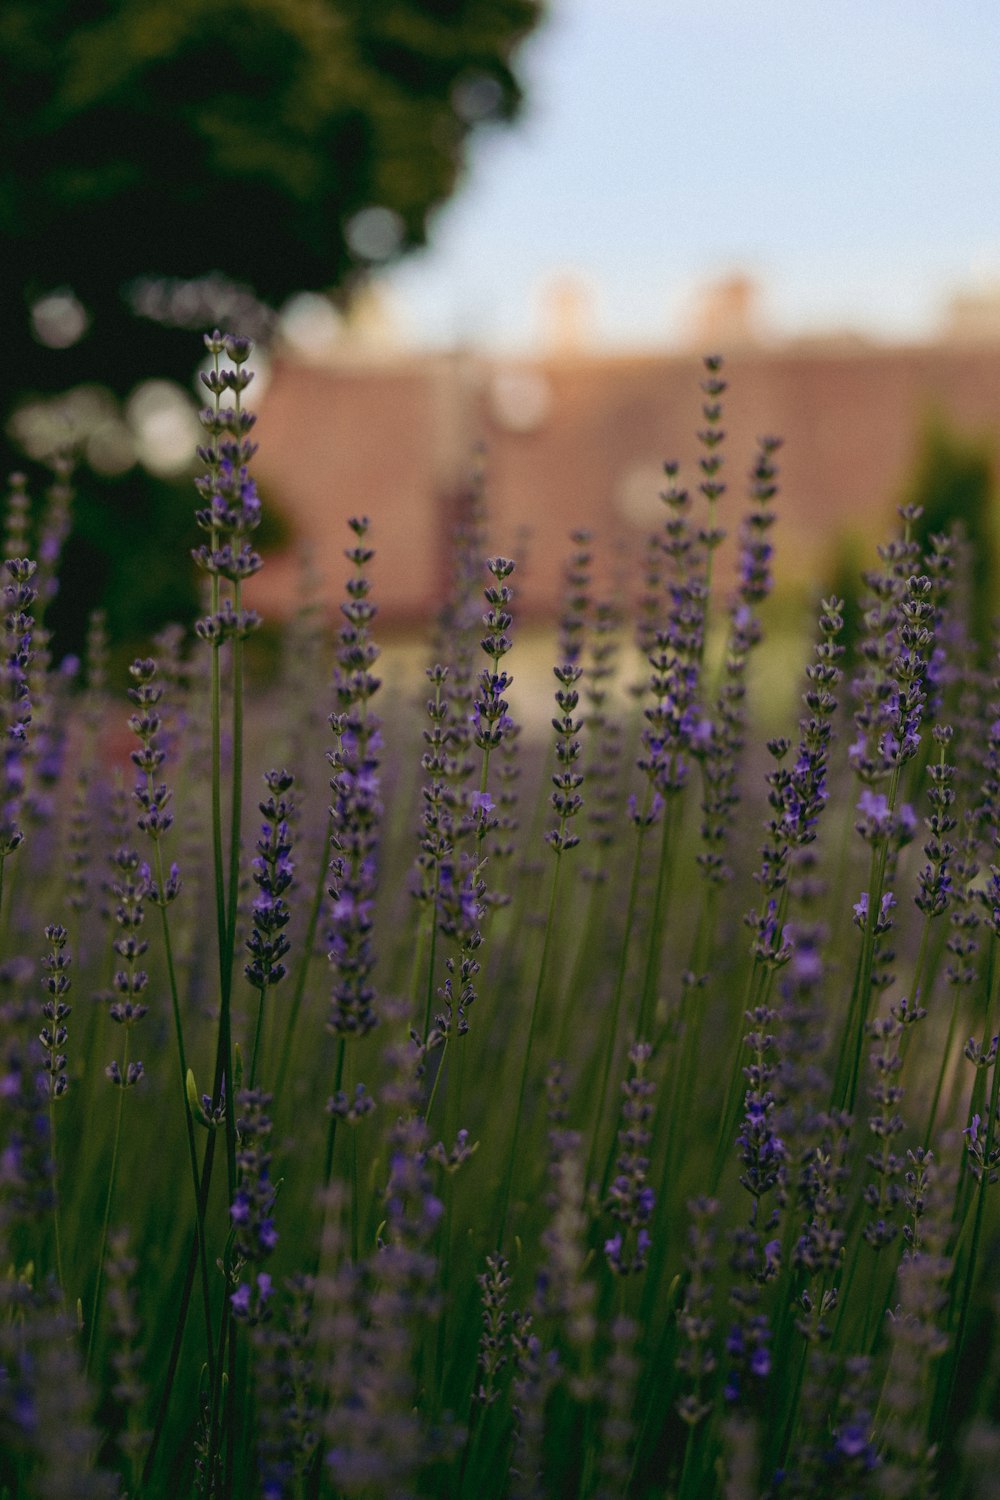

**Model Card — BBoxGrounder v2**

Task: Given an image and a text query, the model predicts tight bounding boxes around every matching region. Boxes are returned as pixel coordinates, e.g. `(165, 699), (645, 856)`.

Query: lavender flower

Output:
(3, 471), (30, 560)
(593, 1315), (640, 1500)
(252, 1272), (319, 1500)
(693, 436), (780, 887)
(105, 1228), (150, 1480)
(327, 519), (381, 1038)
(556, 529), (592, 667)
(535, 1065), (596, 1390)
(33, 451), (74, 615)
(675, 1197), (719, 1426)
(229, 1087), (278, 1326)
(474, 1253), (512, 1408)
(474, 557), (517, 757)
(544, 663), (584, 854)
(64, 609), (108, 927)
(749, 598), (844, 930)
(509, 1309), (560, 1500)
(792, 1112), (851, 1295)
(604, 1043), (656, 1275)
(782, 1353), (878, 1496)
(39, 924), (70, 1101)
(246, 770), (294, 991)
(915, 725), (956, 918)
(879, 1250), (951, 1497)
(963, 1108), (1000, 1184)
(104, 849), (149, 1090)
(862, 1006), (911, 1248)
(696, 354), (727, 565)
(192, 331), (263, 643)
(0, 1010), (53, 1228)
(0, 1276), (115, 1498)
(736, 1000), (787, 1208)
(326, 1079), (375, 1124)
(0, 557), (38, 864)
(849, 551), (934, 786)
(324, 1035), (445, 1494)
(128, 657), (176, 843)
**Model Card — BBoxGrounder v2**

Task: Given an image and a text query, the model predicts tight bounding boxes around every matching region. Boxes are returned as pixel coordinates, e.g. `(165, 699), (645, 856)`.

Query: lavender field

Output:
(3, 336), (1000, 1498)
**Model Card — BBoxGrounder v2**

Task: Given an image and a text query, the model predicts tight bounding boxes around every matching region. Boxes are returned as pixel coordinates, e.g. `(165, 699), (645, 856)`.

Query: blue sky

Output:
(381, 0), (1000, 350)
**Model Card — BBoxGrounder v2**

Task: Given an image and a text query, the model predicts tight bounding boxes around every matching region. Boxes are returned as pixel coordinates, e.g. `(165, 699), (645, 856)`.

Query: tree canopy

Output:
(1, 0), (544, 399)
(0, 0), (544, 653)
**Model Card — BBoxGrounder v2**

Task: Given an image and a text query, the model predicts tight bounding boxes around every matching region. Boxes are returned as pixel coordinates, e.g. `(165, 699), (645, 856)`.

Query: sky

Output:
(378, 0), (1000, 352)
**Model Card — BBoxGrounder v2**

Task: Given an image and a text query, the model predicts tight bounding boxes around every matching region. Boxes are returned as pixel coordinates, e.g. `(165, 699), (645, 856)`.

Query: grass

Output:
(1, 341), (999, 1498)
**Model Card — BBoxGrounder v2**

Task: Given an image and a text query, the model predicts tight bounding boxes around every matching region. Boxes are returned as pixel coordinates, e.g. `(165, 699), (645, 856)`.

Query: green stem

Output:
(584, 821), (648, 1194)
(940, 1039), (1000, 1429)
(496, 851), (563, 1247)
(86, 1031), (129, 1376)
(323, 1037), (348, 1192)
(709, 948), (778, 1193)
(424, 1035), (449, 1127)
(924, 980), (967, 1150)
(205, 1243), (235, 1500)
(142, 1126), (222, 1488)
(152, 862), (216, 1373)
(48, 1093), (65, 1301)
(423, 907), (441, 1046)
(274, 817), (332, 1099)
(637, 791), (680, 1039)
(835, 776), (900, 1113)
(249, 982), (267, 1091)
(219, 586), (245, 1196)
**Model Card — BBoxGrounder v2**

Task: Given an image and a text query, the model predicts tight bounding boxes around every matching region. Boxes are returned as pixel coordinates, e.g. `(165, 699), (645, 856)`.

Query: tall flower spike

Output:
(34, 451), (75, 615)
(253, 1272), (319, 1498)
(474, 1252), (512, 1408)
(0, 557), (38, 865)
(411, 661), (457, 1038)
(105, 1227), (150, 1483)
(697, 354), (727, 566)
(327, 518), (381, 1037)
(0, 1004), (54, 1231)
(692, 436), (781, 888)
(474, 556), (516, 756)
(104, 849), (149, 1090)
(229, 1087), (278, 1326)
(544, 663), (584, 854)
(325, 1031), (445, 1494)
(40, 924), (71, 1101)
(65, 609), (108, 927)
(604, 1043), (656, 1276)
(193, 330), (262, 643)
(431, 556), (518, 1039)
(246, 773), (294, 991)
(246, 770), (295, 1083)
(509, 1308), (559, 1500)
(2, 472), (31, 560)
(675, 1197), (719, 1426)
(128, 658), (174, 844)
(556, 529), (592, 667)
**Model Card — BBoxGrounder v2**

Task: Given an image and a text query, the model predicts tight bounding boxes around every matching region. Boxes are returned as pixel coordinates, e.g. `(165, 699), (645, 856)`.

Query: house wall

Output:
(248, 341), (1000, 625)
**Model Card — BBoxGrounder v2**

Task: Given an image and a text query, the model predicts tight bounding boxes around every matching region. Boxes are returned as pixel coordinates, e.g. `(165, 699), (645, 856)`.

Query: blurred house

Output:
(247, 317), (1000, 626)
(942, 281), (1000, 345)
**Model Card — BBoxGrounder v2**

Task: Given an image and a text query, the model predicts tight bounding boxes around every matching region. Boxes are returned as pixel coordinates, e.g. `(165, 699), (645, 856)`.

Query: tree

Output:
(3, 0), (544, 395)
(0, 0), (545, 648)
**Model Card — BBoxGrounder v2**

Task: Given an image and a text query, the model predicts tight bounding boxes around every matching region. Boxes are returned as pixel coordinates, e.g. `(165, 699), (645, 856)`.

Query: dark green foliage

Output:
(902, 414), (997, 658)
(1, 0), (544, 401)
(0, 0), (544, 652)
